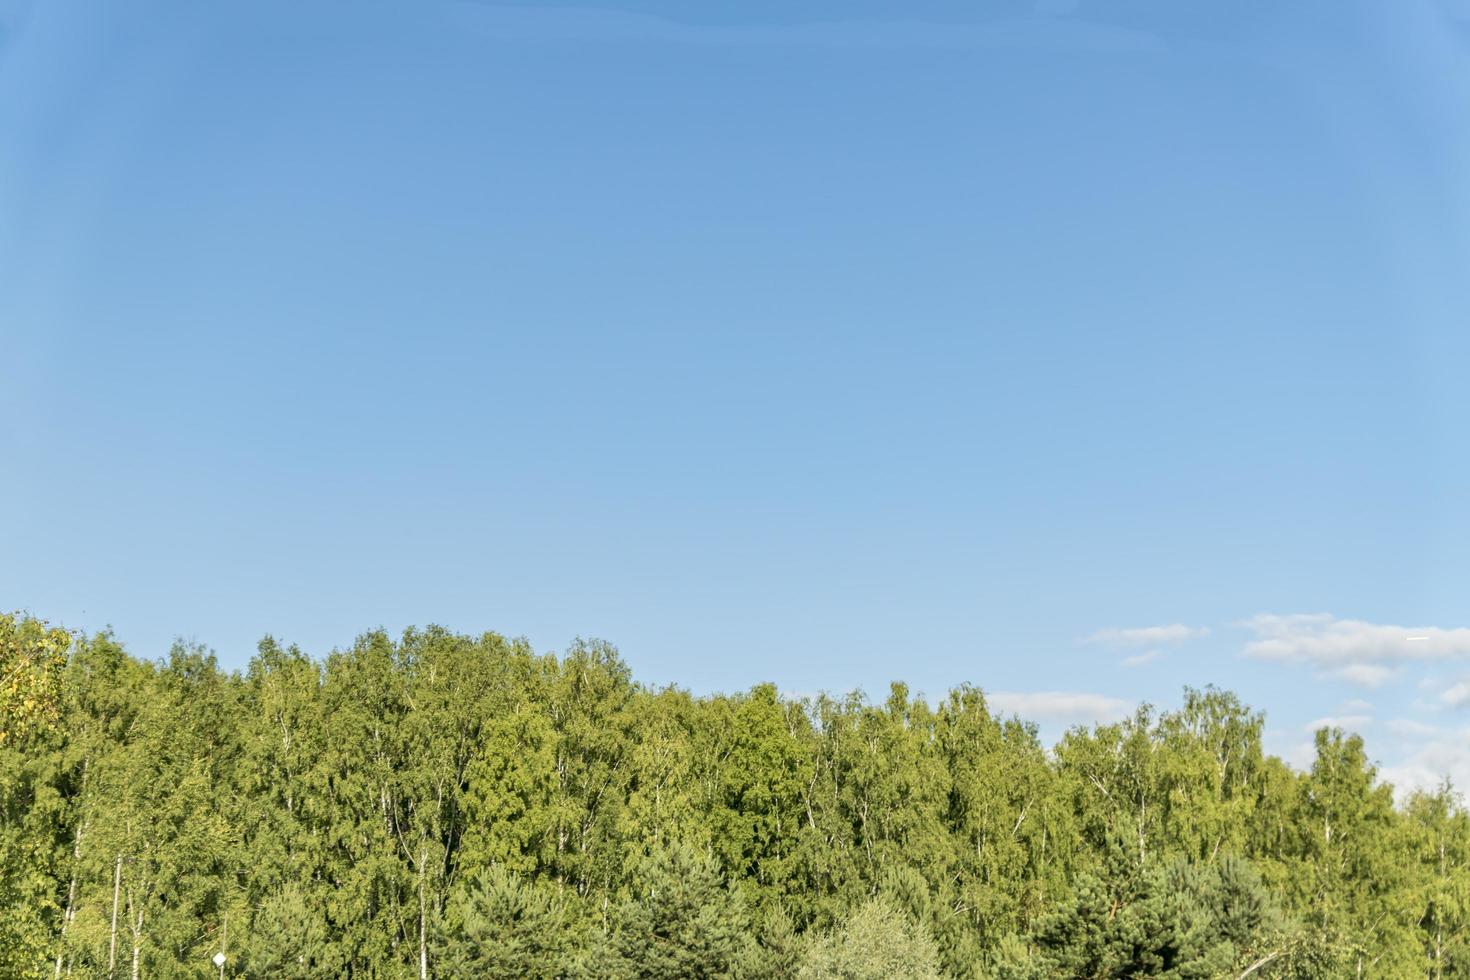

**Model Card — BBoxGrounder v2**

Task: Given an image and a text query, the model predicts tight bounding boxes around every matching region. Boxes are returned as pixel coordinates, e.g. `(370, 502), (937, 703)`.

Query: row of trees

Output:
(2, 614), (1468, 977)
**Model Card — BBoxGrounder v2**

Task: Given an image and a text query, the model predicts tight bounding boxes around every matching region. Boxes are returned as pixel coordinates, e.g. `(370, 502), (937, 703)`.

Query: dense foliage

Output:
(3, 615), (1468, 978)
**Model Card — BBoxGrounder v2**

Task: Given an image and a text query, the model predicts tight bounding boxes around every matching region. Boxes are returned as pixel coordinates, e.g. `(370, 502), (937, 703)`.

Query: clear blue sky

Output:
(4, 0), (1470, 791)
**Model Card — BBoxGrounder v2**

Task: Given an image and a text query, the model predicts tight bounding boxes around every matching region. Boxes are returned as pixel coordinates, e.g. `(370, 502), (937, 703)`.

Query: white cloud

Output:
(1326, 663), (1399, 689)
(1242, 614), (1470, 689)
(1441, 681), (1470, 709)
(1282, 739), (1318, 771)
(1303, 714), (1373, 733)
(1242, 614), (1470, 669)
(1387, 718), (1443, 739)
(1120, 650), (1165, 669)
(1380, 733), (1470, 800)
(1378, 719), (1470, 801)
(1087, 624), (1208, 647)
(986, 691), (1133, 726)
(1341, 699), (1374, 713)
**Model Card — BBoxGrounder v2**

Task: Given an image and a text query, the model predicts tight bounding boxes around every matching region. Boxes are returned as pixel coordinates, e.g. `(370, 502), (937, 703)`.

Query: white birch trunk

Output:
(108, 855), (122, 979)
(418, 844), (429, 980)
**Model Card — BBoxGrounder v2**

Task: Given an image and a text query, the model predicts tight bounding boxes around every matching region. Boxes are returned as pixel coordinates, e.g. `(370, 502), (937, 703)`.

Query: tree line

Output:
(2, 613), (1468, 978)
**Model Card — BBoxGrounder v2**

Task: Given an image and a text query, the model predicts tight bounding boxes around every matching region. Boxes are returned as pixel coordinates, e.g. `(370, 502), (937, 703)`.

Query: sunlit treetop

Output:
(0, 612), (71, 746)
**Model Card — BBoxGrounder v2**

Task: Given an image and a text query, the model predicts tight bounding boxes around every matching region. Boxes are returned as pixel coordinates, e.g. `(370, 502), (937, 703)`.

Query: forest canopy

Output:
(3, 613), (1467, 979)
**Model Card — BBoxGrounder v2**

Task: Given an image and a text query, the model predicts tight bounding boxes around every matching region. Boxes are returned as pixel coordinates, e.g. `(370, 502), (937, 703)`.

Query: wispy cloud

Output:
(1328, 664), (1399, 689)
(986, 691), (1132, 726)
(1380, 731), (1470, 800)
(1242, 614), (1470, 688)
(1388, 718), (1443, 739)
(1278, 738), (1319, 771)
(1304, 714), (1373, 733)
(1441, 681), (1470, 709)
(1120, 650), (1166, 669)
(1086, 624), (1208, 647)
(1303, 699), (1377, 733)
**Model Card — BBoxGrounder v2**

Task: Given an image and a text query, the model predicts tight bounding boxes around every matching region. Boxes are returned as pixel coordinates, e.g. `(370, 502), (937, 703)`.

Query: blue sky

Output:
(3, 0), (1470, 792)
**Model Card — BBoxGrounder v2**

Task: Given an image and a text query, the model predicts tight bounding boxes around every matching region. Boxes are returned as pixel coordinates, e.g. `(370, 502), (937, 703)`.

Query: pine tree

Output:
(241, 884), (328, 977)
(610, 841), (755, 979)
(436, 866), (571, 978)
